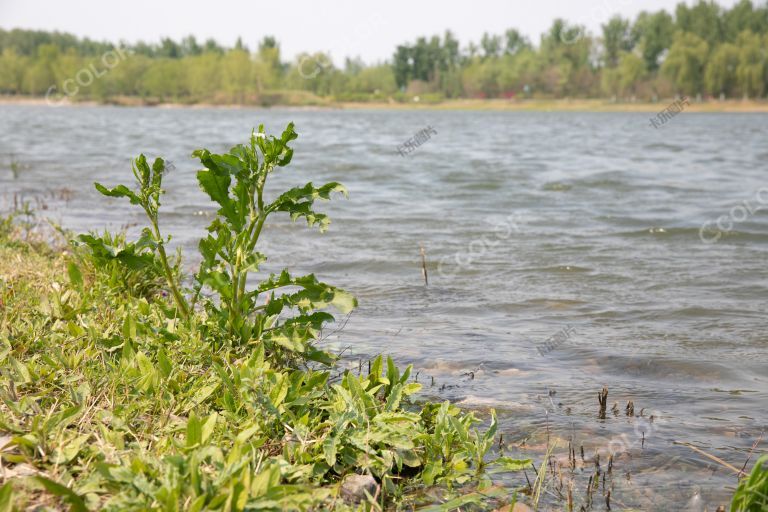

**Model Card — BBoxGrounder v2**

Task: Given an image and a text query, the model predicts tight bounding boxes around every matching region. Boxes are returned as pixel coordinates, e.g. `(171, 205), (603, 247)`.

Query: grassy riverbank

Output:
(4, 94), (768, 113)
(0, 125), (536, 511)
(0, 218), (529, 511)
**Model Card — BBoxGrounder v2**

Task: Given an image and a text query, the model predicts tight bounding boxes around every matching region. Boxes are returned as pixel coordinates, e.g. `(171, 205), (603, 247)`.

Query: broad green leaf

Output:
(187, 413), (202, 447)
(403, 382), (422, 396)
(53, 433), (90, 464)
(196, 167), (240, 229)
(157, 348), (172, 378)
(369, 355), (383, 383)
(386, 383), (404, 412)
(417, 487), (506, 512)
(201, 412), (218, 445)
(184, 383), (219, 412)
(66, 262), (83, 290)
(386, 356), (399, 387)
(268, 182), (348, 232)
(236, 424), (261, 445)
(490, 457), (533, 473)
(0, 483), (12, 512)
(94, 183), (141, 205)
(323, 435), (337, 466)
(134, 154), (151, 187)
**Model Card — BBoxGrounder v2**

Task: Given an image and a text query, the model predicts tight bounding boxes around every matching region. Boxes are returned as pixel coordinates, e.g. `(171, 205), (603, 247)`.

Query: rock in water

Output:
(341, 474), (378, 503)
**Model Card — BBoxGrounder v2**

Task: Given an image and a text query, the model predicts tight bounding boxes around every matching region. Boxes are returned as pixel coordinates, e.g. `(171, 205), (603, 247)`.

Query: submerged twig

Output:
(673, 441), (741, 475)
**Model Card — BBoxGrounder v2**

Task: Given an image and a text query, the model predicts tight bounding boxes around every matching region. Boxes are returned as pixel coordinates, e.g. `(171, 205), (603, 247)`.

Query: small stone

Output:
(340, 474), (378, 503)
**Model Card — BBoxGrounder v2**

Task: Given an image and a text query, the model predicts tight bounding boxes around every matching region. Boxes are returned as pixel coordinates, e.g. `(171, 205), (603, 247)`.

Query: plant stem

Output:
(230, 257), (241, 336)
(238, 178), (267, 301)
(150, 217), (190, 319)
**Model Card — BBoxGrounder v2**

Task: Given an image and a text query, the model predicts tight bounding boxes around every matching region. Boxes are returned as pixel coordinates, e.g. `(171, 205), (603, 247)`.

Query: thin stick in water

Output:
(419, 243), (428, 286)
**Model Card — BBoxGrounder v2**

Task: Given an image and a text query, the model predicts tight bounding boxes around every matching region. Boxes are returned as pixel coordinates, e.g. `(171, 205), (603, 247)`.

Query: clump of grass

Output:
(732, 455), (768, 511)
(9, 154), (21, 180)
(0, 125), (531, 510)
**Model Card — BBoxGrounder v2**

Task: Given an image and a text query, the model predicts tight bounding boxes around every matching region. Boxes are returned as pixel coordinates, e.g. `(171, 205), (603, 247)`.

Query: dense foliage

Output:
(2, 0), (768, 103)
(0, 126), (532, 510)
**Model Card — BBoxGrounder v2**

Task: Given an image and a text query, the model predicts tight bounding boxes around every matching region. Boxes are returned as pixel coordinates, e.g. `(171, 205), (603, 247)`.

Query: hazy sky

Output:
(0, 0), (740, 64)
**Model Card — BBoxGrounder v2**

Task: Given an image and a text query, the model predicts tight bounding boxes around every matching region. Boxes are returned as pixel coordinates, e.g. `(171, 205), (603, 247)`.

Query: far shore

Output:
(2, 94), (768, 113)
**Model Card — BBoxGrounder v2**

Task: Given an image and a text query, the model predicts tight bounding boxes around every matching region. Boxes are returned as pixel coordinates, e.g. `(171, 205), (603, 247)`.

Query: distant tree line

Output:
(1, 0), (767, 104)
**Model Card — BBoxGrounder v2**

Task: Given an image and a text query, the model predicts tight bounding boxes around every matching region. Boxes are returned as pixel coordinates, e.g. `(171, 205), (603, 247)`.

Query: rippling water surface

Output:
(2, 105), (766, 509)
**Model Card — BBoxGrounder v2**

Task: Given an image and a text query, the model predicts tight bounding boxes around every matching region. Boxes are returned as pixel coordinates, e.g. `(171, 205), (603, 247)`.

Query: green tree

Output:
(23, 44), (58, 95)
(258, 35), (283, 87)
(186, 52), (223, 100)
(462, 59), (501, 97)
(108, 53), (152, 97)
(675, 0), (724, 47)
(504, 29), (530, 55)
(203, 38), (224, 54)
(392, 45), (410, 89)
(181, 35), (202, 56)
(0, 48), (28, 93)
(157, 37), (182, 59)
(705, 42), (739, 96)
(222, 49), (254, 102)
(347, 64), (396, 95)
(140, 58), (188, 100)
(661, 32), (709, 95)
(509, 48), (543, 93)
(540, 20), (593, 96)
(735, 30), (765, 98)
(617, 52), (647, 96)
(443, 30), (461, 67)
(234, 37), (248, 52)
(602, 16), (635, 67)
(51, 48), (82, 91)
(286, 52), (337, 96)
(541, 19), (585, 51)
(632, 10), (675, 71)
(480, 32), (502, 60)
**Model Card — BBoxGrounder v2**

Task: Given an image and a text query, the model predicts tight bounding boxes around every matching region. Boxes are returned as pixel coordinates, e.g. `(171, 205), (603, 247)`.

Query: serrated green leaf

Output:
(94, 183), (141, 205)
(323, 435), (337, 466)
(196, 167), (239, 229)
(491, 456), (533, 473)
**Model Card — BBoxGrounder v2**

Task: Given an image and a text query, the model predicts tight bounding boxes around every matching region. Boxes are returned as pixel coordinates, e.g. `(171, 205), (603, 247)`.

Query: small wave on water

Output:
(643, 142), (687, 152)
(542, 181), (573, 191)
(614, 225), (768, 243)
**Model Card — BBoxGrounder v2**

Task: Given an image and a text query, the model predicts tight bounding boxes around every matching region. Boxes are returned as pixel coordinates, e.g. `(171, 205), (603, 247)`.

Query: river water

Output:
(1, 105), (766, 510)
